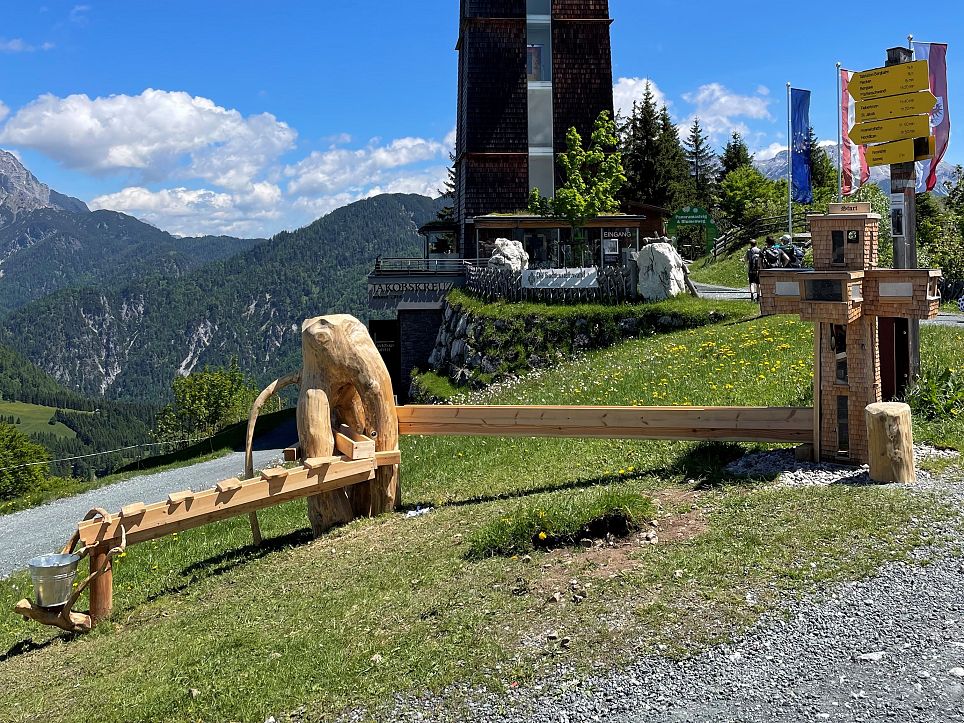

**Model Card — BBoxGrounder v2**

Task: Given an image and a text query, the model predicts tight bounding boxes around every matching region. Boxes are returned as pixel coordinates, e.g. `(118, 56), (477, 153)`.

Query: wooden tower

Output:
(760, 202), (941, 463)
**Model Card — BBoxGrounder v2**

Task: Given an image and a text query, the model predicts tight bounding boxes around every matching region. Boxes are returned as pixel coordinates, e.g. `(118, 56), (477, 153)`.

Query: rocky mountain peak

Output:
(0, 149), (89, 227)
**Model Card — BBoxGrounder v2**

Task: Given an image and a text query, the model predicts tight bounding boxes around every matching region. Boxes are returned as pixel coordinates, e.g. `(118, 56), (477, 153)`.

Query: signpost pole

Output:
(885, 45), (921, 391)
(787, 82), (793, 238)
(836, 62), (843, 202)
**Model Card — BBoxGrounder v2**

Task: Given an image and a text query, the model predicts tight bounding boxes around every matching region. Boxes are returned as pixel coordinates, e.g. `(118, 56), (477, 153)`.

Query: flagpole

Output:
(836, 63), (843, 201)
(908, 33), (914, 51)
(787, 82), (793, 239)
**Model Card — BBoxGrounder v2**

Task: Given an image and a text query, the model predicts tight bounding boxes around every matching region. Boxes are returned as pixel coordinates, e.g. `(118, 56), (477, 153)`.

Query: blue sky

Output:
(1, 0), (960, 237)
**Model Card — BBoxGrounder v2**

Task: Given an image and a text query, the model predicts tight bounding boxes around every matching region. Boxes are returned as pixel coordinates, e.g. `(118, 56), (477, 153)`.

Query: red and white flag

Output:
(913, 42), (950, 193)
(840, 68), (870, 196)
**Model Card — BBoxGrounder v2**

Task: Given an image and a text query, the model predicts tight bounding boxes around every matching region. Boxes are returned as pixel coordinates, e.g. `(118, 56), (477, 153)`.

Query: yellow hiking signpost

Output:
(847, 60), (930, 101)
(865, 136), (937, 168)
(849, 113), (931, 146)
(855, 90), (937, 124)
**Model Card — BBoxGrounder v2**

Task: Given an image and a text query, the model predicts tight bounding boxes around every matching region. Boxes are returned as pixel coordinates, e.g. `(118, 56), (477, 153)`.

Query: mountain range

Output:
(0, 149), (435, 404)
(753, 144), (958, 194)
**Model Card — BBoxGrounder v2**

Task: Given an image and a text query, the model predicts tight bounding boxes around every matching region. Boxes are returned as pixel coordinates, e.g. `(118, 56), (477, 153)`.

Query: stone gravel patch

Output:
(339, 456), (964, 723)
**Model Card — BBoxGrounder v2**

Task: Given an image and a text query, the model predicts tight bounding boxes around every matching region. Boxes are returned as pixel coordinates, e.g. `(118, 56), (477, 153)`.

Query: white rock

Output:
(487, 238), (529, 273)
(950, 667), (964, 678)
(636, 242), (687, 301)
(858, 651), (886, 662)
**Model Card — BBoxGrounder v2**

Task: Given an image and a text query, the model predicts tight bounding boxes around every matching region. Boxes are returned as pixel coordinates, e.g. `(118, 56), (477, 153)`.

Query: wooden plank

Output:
(396, 406), (814, 443)
(375, 449), (401, 466)
(304, 456), (341, 470)
(334, 425), (376, 460)
(167, 490), (194, 505)
(77, 459), (377, 548)
(261, 467), (289, 480)
(215, 478), (243, 493)
(120, 502), (146, 518)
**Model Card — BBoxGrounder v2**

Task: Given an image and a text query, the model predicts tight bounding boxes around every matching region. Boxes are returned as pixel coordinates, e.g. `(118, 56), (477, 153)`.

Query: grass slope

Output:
(0, 312), (958, 722)
(688, 249), (749, 289)
(0, 401), (75, 439)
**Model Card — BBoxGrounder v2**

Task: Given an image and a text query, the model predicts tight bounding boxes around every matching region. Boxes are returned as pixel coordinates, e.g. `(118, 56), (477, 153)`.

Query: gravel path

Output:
(0, 448), (283, 579)
(365, 456), (964, 723)
(693, 281), (964, 328)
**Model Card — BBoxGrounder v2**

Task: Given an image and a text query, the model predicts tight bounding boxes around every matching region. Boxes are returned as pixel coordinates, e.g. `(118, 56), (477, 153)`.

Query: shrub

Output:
(907, 363), (964, 420)
(467, 486), (656, 559)
(0, 423), (50, 500)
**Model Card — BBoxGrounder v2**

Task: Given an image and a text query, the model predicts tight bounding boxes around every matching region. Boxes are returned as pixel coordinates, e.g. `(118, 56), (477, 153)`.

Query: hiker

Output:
(745, 240), (763, 301)
(762, 236), (789, 269)
(780, 234), (804, 268)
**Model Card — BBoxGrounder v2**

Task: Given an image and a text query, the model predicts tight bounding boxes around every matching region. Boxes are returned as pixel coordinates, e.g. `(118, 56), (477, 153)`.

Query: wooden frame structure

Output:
(15, 311), (818, 633)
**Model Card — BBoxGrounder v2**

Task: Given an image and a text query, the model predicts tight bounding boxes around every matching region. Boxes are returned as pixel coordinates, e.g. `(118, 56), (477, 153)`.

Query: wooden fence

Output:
(465, 265), (636, 305)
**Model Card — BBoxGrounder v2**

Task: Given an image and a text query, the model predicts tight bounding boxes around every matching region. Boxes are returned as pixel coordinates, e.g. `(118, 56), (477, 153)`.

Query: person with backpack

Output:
(780, 234), (805, 268)
(762, 236), (789, 269)
(745, 240), (763, 301)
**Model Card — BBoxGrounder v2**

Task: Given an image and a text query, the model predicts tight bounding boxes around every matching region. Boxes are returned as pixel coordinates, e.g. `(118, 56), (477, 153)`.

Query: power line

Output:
(0, 436), (215, 473)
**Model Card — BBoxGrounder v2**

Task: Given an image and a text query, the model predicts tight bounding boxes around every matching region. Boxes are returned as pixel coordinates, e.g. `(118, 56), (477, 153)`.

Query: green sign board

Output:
(668, 206), (719, 254)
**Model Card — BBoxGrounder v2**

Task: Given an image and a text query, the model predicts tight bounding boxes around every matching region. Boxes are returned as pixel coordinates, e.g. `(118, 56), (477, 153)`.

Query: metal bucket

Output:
(28, 553), (81, 609)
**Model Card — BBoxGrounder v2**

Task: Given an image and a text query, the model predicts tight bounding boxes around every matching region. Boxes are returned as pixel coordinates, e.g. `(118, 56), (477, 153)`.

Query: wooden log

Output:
(87, 547), (112, 623)
(866, 402), (916, 483)
(13, 599), (92, 634)
(121, 502), (146, 518)
(300, 315), (400, 534)
(300, 387), (353, 535)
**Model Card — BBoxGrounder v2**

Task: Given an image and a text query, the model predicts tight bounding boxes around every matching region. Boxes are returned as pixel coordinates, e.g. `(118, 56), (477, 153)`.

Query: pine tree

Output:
(619, 83), (661, 207)
(654, 106), (691, 210)
(436, 152), (457, 221)
(682, 117), (719, 210)
(807, 128), (836, 195)
(718, 132), (753, 182)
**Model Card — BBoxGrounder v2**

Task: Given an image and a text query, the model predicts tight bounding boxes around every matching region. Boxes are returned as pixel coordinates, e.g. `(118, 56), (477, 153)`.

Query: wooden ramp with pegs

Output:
(77, 451), (400, 549)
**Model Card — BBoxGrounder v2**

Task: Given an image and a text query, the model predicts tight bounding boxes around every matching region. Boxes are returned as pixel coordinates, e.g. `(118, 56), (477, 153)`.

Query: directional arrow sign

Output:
(865, 136), (936, 168)
(855, 90), (937, 124)
(848, 60), (930, 101)
(866, 139), (916, 168)
(849, 114), (931, 145)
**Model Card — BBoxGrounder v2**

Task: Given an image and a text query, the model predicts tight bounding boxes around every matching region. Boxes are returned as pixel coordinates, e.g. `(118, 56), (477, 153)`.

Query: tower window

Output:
(832, 230), (845, 265)
(837, 395), (850, 457)
(832, 325), (848, 385)
(527, 0), (551, 14)
(526, 23), (552, 82)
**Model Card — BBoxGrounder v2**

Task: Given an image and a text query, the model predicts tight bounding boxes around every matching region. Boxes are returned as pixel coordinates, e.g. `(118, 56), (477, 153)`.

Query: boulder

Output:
(636, 242), (687, 301)
(487, 238), (529, 273)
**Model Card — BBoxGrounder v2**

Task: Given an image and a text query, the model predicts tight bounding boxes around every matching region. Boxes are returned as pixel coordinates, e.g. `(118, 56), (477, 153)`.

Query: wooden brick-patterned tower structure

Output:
(760, 203), (941, 464)
(455, 0), (614, 257)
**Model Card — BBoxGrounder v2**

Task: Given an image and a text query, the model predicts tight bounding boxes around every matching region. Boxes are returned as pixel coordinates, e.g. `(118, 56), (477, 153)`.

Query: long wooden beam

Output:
(396, 405), (815, 443)
(77, 456), (393, 548)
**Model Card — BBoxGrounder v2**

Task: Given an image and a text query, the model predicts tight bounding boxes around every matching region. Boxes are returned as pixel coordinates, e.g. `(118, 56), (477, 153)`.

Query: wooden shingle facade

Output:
(455, 0), (615, 257)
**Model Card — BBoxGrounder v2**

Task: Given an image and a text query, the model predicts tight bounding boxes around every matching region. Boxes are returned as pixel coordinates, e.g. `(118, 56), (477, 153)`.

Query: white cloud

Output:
(0, 89), (297, 188)
(680, 83), (772, 143)
(612, 77), (671, 118)
(755, 142), (787, 161)
(70, 5), (91, 24)
(285, 136), (447, 196)
(0, 38), (54, 53)
(90, 183), (284, 238)
(0, 101), (8, 123)
(756, 85), (770, 96)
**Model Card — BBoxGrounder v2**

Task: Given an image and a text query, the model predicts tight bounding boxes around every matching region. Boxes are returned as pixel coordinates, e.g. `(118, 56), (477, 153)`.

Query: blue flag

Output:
(790, 88), (813, 204)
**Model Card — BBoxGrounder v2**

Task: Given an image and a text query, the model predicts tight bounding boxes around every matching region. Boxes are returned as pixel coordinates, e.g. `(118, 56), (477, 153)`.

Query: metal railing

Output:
(372, 258), (485, 274)
(465, 265), (636, 305)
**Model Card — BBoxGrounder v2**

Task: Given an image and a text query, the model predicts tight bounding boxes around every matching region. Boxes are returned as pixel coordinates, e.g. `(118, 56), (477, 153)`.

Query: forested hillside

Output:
(0, 342), (154, 476)
(0, 208), (263, 315)
(1, 193), (435, 404)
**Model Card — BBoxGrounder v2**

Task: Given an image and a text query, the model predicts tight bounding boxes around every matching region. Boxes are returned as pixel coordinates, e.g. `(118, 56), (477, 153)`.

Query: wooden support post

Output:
(866, 402), (916, 483)
(87, 546), (113, 623)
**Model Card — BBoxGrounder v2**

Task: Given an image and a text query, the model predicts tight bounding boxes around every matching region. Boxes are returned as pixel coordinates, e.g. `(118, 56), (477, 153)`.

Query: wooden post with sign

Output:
(886, 46), (921, 393)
